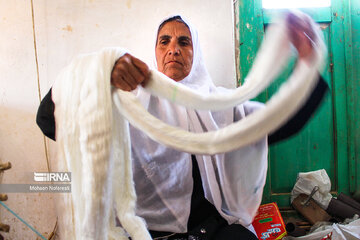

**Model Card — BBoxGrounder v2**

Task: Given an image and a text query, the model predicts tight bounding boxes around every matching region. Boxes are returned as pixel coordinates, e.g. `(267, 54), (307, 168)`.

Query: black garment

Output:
(188, 155), (258, 240)
(36, 76), (328, 144)
(150, 155), (258, 240)
(268, 75), (328, 144)
(36, 89), (56, 140)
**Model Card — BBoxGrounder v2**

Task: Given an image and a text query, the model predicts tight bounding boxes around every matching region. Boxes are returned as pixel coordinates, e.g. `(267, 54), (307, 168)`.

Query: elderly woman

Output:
(37, 15), (328, 240)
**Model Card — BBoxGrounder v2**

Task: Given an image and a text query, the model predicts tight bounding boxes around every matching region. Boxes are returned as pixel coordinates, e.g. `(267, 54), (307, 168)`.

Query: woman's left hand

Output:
(286, 12), (316, 64)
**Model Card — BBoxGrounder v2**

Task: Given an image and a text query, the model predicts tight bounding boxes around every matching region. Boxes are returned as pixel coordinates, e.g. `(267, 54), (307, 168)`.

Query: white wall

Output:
(0, 0), (236, 238)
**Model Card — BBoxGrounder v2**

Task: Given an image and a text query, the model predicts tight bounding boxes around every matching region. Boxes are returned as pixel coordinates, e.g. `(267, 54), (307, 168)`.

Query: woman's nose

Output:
(168, 42), (180, 55)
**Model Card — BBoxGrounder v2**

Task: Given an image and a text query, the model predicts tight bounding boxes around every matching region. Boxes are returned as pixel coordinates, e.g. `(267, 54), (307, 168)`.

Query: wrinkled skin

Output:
(155, 21), (193, 82)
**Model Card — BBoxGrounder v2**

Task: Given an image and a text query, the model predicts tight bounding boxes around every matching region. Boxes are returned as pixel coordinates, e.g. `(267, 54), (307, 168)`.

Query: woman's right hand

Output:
(111, 53), (150, 91)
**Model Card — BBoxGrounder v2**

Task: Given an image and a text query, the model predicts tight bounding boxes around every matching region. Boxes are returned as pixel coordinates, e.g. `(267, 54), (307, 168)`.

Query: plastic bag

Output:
(283, 218), (360, 240)
(291, 169), (333, 209)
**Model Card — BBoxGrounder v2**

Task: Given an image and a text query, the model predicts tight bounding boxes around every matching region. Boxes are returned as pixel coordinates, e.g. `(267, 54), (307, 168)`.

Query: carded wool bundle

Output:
(53, 48), (142, 240)
(52, 13), (325, 240)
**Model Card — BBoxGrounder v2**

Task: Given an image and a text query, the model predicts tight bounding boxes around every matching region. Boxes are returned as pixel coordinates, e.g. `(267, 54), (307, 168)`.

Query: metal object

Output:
(338, 192), (360, 211)
(0, 161), (11, 236)
(301, 186), (319, 206)
(0, 195), (7, 202)
(285, 222), (306, 237)
(0, 223), (9, 233)
(326, 197), (360, 220)
(0, 162), (11, 171)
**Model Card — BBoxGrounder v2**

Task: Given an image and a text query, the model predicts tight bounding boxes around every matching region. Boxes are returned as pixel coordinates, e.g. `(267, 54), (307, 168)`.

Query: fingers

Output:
(111, 53), (150, 91)
(131, 55), (150, 87)
(286, 12), (315, 62)
(132, 55), (150, 77)
(111, 70), (132, 91)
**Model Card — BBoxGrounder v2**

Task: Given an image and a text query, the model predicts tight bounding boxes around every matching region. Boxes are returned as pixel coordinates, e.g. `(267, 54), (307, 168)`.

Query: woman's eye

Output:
(180, 41), (189, 46)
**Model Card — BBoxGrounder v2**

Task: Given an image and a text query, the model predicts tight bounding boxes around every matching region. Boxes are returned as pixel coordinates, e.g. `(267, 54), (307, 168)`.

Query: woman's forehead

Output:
(157, 21), (192, 39)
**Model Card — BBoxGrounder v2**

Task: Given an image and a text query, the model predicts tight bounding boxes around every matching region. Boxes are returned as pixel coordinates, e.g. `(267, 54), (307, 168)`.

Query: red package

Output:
(252, 202), (287, 240)
(320, 232), (332, 240)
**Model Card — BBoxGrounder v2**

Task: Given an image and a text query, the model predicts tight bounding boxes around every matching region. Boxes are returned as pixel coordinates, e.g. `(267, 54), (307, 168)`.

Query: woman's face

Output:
(155, 21), (193, 82)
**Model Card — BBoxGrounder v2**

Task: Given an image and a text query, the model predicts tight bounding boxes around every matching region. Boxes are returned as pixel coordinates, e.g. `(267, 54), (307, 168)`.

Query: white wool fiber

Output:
(52, 12), (325, 240)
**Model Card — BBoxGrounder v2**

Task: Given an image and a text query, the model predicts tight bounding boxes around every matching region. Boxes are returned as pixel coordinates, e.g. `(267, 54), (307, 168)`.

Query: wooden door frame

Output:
(237, 0), (356, 207)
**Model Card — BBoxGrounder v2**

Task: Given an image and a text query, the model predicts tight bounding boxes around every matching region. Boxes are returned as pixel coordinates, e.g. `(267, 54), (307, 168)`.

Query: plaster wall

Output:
(0, 0), (236, 239)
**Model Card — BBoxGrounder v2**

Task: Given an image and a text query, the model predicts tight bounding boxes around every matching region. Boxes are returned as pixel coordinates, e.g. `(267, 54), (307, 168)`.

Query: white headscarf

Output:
(130, 15), (268, 233)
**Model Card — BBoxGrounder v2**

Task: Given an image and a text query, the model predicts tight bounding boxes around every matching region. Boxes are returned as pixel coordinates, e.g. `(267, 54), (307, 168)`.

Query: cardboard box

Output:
(252, 202), (287, 240)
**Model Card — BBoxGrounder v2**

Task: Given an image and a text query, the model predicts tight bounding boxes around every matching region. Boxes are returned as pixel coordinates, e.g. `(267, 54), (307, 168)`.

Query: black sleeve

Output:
(36, 88), (56, 141)
(35, 76), (328, 143)
(268, 75), (329, 145)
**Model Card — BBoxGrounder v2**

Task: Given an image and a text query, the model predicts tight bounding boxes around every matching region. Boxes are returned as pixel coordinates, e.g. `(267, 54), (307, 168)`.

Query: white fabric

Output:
(53, 48), (151, 240)
(120, 13), (325, 232)
(283, 218), (360, 240)
(291, 169), (333, 209)
(52, 13), (326, 239)
(113, 58), (320, 154)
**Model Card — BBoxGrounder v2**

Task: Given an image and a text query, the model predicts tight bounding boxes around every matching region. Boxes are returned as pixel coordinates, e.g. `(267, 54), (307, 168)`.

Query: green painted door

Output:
(238, 0), (356, 208)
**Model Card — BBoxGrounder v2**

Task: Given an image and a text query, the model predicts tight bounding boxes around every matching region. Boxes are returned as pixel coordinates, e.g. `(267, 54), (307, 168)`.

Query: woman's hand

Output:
(287, 12), (317, 64)
(111, 53), (150, 91)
